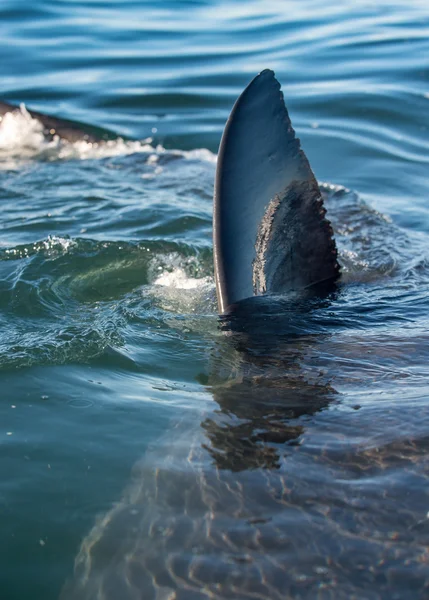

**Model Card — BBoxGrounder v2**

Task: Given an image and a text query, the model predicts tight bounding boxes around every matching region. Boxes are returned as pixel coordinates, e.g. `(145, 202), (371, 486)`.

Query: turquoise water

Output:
(1, 1), (429, 599)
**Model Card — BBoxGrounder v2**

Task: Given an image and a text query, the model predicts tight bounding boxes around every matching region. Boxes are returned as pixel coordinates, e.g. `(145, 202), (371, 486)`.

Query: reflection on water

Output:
(206, 297), (337, 471)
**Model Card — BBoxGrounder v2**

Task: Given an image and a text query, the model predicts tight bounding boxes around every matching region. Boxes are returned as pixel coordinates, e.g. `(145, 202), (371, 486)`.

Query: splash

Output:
(0, 104), (154, 168)
(0, 104), (216, 169)
(154, 268), (211, 290)
(148, 253), (216, 314)
(0, 104), (45, 151)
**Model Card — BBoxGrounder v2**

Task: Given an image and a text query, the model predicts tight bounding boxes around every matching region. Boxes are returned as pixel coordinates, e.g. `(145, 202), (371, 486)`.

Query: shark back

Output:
(0, 101), (111, 143)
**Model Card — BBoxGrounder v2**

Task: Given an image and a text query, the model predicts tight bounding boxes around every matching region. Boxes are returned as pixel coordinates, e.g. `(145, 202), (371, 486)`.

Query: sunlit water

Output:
(1, 1), (429, 599)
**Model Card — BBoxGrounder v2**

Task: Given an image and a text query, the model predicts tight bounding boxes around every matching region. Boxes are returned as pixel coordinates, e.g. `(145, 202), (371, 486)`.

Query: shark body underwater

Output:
(3, 71), (429, 599)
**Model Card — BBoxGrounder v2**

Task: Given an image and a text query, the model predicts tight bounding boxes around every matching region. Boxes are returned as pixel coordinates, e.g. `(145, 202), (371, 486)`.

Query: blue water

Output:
(1, 1), (429, 599)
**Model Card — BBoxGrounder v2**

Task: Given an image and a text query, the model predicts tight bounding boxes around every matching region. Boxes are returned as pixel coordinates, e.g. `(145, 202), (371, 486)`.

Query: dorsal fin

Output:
(213, 69), (339, 313)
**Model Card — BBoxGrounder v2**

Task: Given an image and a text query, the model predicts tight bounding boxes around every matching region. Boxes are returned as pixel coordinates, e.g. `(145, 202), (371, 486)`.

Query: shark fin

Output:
(213, 69), (339, 313)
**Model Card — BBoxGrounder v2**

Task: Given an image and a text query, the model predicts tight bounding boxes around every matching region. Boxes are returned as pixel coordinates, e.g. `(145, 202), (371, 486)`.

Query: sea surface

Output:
(1, 1), (429, 599)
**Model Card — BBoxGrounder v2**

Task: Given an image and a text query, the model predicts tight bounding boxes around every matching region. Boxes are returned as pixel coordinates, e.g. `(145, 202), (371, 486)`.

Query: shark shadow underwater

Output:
(3, 71), (429, 599)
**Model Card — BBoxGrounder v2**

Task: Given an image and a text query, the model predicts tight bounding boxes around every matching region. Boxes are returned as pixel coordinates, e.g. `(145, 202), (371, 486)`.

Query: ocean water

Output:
(1, 1), (429, 599)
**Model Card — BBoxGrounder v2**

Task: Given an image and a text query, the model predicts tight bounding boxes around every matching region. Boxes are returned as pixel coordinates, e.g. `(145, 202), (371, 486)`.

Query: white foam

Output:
(154, 267), (211, 290)
(146, 253), (216, 315)
(171, 147), (217, 163)
(3, 235), (77, 259)
(0, 104), (45, 152)
(0, 104), (155, 168)
(0, 104), (217, 169)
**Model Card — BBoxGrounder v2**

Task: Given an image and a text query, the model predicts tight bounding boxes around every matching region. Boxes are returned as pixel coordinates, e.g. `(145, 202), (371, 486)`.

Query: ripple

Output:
(2, 2), (429, 599)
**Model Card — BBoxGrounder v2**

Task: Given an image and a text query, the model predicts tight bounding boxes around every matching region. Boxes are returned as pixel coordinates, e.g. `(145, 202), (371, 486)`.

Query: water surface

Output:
(1, 1), (429, 599)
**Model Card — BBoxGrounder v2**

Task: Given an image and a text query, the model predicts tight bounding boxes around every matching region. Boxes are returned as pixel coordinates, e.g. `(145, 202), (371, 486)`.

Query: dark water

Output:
(1, 1), (429, 599)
